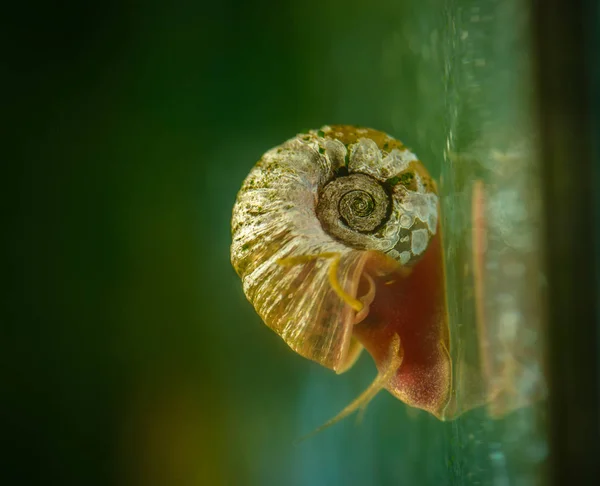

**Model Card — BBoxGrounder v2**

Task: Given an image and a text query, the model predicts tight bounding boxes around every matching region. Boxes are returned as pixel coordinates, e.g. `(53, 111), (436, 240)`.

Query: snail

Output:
(230, 125), (451, 426)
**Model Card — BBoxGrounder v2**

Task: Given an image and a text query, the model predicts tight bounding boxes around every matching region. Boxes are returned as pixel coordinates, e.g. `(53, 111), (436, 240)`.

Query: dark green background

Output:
(5, 1), (549, 485)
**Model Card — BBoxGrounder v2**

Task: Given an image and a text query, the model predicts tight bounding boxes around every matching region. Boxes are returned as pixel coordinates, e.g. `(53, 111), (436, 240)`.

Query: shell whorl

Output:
(230, 125), (439, 371)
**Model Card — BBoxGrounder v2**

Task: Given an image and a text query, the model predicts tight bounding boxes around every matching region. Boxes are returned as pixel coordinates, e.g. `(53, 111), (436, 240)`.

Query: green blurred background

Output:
(4, 1), (555, 485)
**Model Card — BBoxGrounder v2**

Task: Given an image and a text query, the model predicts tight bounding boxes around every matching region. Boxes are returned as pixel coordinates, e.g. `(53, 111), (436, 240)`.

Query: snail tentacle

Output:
(295, 333), (402, 443)
(278, 252), (364, 312)
(325, 254), (364, 312)
(354, 272), (376, 324)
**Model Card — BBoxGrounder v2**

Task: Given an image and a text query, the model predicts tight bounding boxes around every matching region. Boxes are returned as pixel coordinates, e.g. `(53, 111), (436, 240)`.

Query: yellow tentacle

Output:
(278, 252), (364, 312)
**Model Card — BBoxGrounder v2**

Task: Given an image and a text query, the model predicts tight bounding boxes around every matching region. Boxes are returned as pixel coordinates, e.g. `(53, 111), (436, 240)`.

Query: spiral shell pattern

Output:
(231, 125), (439, 372)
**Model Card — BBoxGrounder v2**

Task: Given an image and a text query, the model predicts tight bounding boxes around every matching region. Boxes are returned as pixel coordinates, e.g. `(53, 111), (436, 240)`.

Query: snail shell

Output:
(231, 125), (450, 418)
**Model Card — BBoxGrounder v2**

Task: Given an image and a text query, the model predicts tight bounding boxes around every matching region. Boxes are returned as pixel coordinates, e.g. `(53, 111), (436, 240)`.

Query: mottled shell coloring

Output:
(231, 125), (451, 420)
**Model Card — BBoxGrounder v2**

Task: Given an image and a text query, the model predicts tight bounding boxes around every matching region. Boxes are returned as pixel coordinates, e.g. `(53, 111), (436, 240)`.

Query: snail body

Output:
(231, 125), (451, 420)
